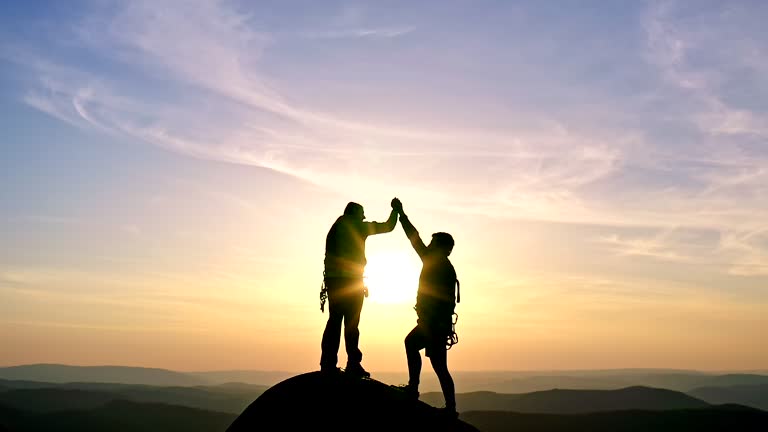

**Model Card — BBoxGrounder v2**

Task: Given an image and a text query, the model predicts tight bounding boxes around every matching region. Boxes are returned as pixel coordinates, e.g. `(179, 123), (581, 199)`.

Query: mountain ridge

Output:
(420, 385), (710, 413)
(4, 364), (768, 393)
(0, 364), (206, 387)
(690, 384), (768, 410)
(461, 405), (768, 432)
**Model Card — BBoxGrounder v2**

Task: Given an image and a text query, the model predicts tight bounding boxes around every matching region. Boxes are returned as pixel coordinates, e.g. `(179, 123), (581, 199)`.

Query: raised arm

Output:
(394, 199), (428, 258)
(364, 205), (398, 235)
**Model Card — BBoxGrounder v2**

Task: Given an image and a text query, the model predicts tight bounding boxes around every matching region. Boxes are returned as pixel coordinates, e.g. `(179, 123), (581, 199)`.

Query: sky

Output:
(1, 0), (767, 373)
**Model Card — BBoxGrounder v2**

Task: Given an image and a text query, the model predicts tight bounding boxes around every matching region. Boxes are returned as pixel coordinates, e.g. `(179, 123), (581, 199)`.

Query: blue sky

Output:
(1, 1), (767, 371)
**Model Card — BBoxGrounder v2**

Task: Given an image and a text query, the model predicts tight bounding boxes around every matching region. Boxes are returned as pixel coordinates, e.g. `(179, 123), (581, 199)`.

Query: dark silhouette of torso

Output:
(324, 215), (370, 279)
(416, 253), (457, 329)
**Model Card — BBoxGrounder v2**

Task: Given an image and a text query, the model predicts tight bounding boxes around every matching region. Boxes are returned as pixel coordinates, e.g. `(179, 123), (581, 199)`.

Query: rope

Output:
(446, 312), (459, 350)
(446, 278), (460, 350)
(319, 279), (328, 312)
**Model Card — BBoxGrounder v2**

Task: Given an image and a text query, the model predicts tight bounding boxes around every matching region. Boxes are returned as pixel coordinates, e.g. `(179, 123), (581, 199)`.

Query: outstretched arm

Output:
(365, 204), (398, 235)
(394, 200), (428, 258)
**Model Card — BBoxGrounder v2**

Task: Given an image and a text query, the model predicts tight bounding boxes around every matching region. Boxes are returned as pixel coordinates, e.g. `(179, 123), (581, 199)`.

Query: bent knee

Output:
(404, 338), (414, 350)
(404, 336), (420, 351)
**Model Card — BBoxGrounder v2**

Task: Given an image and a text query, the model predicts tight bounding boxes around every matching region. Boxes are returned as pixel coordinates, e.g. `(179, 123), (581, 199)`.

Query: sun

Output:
(364, 250), (421, 304)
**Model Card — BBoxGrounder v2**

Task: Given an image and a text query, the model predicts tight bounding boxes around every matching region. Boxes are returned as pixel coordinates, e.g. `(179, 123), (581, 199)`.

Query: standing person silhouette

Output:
(392, 198), (459, 418)
(320, 199), (398, 378)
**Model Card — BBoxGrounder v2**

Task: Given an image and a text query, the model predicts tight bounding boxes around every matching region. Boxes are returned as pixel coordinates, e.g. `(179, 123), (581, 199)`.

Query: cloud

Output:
(644, 1), (768, 138)
(719, 229), (768, 276)
(598, 230), (694, 263)
(636, 1), (768, 226)
(9, 0), (768, 276)
(303, 27), (415, 39)
(9, 0), (626, 224)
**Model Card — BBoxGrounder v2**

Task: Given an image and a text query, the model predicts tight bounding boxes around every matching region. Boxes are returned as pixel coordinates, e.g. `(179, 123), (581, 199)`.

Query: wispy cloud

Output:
(719, 229), (768, 276)
(627, 0), (768, 273)
(598, 230), (694, 263)
(8, 0), (626, 225)
(7, 0), (768, 277)
(303, 27), (414, 39)
(644, 0), (768, 138)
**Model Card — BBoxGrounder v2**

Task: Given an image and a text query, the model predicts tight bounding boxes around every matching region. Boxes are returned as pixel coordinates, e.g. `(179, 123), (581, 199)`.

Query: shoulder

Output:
(328, 216), (345, 233)
(337, 216), (363, 229)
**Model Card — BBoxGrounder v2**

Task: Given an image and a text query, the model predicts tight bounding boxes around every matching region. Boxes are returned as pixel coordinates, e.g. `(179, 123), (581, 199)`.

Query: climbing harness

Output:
(319, 274), (368, 312)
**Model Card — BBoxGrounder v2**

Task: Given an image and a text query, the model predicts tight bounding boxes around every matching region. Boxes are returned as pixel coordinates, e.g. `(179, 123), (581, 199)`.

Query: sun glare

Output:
(364, 251), (421, 304)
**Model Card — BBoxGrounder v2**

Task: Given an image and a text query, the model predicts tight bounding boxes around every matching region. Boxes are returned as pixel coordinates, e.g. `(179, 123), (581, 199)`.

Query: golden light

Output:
(364, 250), (421, 304)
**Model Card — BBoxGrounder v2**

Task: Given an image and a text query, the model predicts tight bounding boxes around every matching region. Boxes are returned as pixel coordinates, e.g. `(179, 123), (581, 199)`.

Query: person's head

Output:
(343, 202), (365, 220)
(428, 232), (454, 256)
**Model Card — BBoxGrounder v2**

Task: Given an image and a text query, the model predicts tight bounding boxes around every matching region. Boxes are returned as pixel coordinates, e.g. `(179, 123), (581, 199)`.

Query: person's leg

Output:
(320, 283), (344, 370)
(429, 343), (456, 411)
(404, 325), (427, 390)
(343, 285), (365, 368)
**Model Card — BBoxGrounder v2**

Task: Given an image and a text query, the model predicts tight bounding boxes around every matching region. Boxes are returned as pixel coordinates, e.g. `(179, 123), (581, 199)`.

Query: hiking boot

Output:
(391, 383), (419, 400)
(344, 364), (371, 378)
(320, 366), (342, 375)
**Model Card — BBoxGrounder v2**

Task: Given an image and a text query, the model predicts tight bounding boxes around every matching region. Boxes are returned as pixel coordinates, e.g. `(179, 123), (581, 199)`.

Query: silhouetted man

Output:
(320, 200), (398, 378)
(393, 199), (459, 418)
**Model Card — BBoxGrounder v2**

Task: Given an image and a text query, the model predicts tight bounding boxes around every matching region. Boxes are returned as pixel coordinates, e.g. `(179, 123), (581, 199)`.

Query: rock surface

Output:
(226, 371), (478, 431)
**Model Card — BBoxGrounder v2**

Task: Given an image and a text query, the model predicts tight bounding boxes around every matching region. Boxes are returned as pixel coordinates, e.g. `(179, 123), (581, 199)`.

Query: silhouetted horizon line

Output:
(2, 363), (767, 375)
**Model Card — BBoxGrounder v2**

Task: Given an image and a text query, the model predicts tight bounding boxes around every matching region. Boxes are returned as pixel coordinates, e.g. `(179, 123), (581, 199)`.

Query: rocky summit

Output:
(226, 371), (478, 432)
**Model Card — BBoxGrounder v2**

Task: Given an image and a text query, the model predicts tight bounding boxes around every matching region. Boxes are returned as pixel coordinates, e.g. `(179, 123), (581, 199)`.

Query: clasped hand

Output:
(391, 197), (403, 214)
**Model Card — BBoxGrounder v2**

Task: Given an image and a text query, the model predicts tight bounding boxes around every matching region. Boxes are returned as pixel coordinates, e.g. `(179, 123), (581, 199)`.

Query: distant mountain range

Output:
(0, 380), (266, 414)
(461, 406), (768, 432)
(0, 364), (206, 387)
(421, 386), (709, 413)
(0, 377), (743, 416)
(0, 364), (292, 388)
(190, 371), (294, 385)
(2, 373), (766, 432)
(2, 364), (768, 412)
(0, 399), (236, 432)
(690, 384), (768, 411)
(446, 372), (768, 394)
(4, 364), (768, 392)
